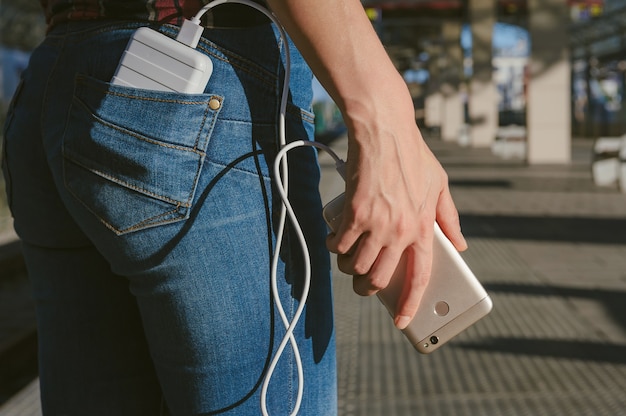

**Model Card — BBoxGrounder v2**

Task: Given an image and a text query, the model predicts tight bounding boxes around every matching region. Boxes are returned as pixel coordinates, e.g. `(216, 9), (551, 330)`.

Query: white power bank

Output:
(111, 27), (213, 93)
(323, 193), (492, 353)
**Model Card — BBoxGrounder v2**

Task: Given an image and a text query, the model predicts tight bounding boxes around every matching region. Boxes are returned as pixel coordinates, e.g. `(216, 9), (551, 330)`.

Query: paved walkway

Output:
(2, 136), (626, 415)
(326, 136), (626, 416)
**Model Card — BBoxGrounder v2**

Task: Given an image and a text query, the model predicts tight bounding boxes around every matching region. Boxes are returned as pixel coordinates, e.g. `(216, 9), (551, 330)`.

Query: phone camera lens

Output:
(430, 336), (439, 345)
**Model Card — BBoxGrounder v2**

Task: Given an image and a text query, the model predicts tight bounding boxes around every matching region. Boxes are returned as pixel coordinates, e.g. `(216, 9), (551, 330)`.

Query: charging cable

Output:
(175, 2), (344, 414)
(270, 140), (345, 415)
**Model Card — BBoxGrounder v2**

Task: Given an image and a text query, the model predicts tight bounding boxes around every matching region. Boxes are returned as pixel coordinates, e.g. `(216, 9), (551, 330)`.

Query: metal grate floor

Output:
(330, 137), (626, 416)
(333, 238), (626, 416)
(2, 138), (626, 415)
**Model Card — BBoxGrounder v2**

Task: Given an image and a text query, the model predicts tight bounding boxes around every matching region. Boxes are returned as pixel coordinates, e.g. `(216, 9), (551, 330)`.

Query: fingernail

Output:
(395, 315), (411, 330)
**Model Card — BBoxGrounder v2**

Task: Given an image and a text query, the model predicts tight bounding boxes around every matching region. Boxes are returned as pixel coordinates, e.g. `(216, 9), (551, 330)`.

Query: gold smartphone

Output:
(323, 193), (492, 353)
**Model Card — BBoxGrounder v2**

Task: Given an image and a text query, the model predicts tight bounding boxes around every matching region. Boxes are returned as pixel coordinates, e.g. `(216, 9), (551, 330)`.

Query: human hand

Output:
(266, 0), (466, 329)
(325, 80), (466, 330)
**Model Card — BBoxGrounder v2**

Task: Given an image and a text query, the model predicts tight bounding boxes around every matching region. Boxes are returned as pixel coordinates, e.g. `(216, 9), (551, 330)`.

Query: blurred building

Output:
(363, 0), (626, 164)
(1, 1), (625, 163)
(570, 0), (626, 138)
(0, 0), (46, 107)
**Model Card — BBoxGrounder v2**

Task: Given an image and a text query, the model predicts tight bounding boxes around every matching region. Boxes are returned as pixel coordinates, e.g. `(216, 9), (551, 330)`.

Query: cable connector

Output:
(176, 18), (204, 48)
(335, 159), (347, 182)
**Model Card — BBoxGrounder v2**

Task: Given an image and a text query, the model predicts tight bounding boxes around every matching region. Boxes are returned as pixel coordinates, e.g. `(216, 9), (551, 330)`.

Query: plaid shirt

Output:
(40, 0), (209, 29)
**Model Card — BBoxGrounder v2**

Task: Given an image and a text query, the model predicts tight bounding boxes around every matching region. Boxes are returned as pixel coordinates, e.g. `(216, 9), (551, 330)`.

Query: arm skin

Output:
(266, 0), (467, 329)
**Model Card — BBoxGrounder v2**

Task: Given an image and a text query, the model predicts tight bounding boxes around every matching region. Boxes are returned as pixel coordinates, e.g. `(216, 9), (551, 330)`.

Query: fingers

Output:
(393, 241), (433, 329)
(328, 223), (435, 331)
(328, 232), (404, 296)
(322, 139), (467, 331)
(351, 246), (403, 296)
(335, 233), (379, 277)
(436, 185), (467, 252)
(327, 214), (445, 331)
(335, 240), (434, 331)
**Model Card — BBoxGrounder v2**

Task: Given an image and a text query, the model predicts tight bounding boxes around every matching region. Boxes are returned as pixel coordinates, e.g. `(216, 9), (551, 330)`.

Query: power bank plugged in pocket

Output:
(111, 27), (212, 93)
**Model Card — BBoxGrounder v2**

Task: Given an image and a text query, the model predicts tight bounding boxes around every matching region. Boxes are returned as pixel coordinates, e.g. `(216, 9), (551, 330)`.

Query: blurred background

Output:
(2, 0), (626, 232)
(1, 1), (626, 414)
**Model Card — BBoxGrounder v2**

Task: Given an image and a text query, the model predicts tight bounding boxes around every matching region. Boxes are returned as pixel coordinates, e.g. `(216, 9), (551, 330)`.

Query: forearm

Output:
(267, 0), (466, 329)
(266, 0), (412, 136)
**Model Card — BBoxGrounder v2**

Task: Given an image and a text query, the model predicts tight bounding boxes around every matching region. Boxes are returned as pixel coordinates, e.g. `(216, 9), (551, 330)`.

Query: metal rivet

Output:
(209, 98), (221, 110)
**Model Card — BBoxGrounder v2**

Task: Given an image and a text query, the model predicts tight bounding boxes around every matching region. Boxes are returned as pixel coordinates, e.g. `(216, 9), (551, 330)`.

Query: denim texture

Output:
(2, 20), (336, 415)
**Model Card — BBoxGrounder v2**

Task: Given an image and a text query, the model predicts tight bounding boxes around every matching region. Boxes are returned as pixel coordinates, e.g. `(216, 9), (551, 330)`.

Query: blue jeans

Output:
(2, 20), (336, 415)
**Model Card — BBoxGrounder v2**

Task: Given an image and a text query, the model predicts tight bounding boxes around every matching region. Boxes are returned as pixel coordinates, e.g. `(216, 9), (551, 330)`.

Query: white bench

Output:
(492, 125), (527, 159)
(591, 135), (626, 188)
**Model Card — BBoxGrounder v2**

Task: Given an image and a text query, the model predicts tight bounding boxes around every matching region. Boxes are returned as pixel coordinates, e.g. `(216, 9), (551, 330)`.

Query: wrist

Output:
(342, 76), (416, 144)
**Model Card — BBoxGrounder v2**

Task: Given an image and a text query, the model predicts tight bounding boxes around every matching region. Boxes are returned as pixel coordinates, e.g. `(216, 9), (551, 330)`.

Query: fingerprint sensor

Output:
(435, 301), (450, 316)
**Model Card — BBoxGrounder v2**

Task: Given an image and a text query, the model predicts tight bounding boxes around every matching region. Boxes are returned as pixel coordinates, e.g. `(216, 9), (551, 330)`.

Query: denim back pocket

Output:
(63, 74), (223, 235)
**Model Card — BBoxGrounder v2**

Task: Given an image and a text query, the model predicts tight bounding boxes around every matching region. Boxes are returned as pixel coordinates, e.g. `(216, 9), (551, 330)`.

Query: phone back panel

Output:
(377, 225), (492, 353)
(323, 192), (492, 353)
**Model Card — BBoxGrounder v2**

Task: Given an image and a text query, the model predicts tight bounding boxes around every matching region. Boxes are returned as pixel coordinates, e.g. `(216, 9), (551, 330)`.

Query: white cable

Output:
(270, 140), (344, 415)
(186, 2), (302, 415)
(183, 4), (346, 413)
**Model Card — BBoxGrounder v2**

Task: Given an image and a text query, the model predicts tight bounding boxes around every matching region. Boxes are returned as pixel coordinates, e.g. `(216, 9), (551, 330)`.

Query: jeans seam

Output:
(199, 43), (277, 92)
(65, 156), (195, 208)
(41, 26), (69, 147)
(72, 95), (209, 157)
(75, 73), (221, 106)
(192, 95), (219, 152)
(65, 177), (186, 235)
(47, 21), (148, 40)
(157, 25), (279, 92)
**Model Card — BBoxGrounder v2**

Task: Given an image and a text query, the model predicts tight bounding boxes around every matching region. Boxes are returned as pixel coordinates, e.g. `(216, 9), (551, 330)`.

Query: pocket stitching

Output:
(77, 73), (217, 106)
(65, 178), (187, 235)
(65, 156), (195, 208)
(73, 96), (209, 156)
(62, 75), (222, 235)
